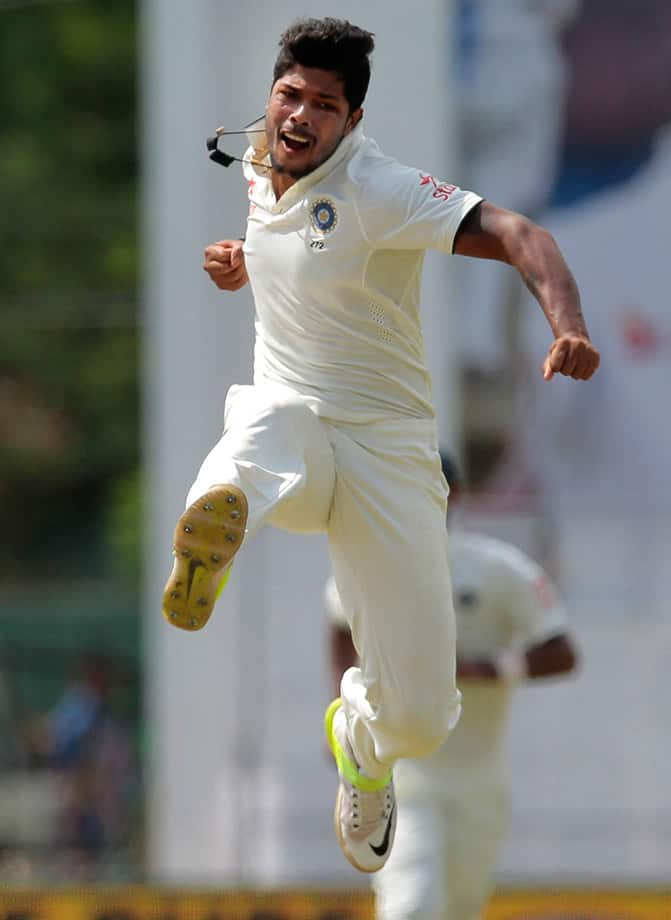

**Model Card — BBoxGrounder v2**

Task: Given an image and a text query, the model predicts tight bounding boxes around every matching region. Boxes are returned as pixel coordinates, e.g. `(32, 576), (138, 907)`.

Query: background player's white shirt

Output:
(482, 131), (671, 881)
(242, 125), (482, 423)
(325, 529), (566, 797)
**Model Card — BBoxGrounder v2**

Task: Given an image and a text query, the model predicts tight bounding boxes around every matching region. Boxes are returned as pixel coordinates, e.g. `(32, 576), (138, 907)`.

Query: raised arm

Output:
(453, 201), (600, 381)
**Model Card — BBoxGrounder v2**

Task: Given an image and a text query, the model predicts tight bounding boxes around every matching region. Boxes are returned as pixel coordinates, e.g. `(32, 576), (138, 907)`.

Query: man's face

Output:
(265, 64), (362, 181)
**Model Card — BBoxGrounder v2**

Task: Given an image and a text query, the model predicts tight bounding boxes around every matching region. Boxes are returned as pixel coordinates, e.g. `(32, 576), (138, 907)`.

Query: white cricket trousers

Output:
(186, 383), (461, 778)
(372, 781), (509, 920)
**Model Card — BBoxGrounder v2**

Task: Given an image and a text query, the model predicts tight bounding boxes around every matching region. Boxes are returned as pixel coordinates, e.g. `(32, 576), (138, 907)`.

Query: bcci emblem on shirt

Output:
(310, 198), (338, 233)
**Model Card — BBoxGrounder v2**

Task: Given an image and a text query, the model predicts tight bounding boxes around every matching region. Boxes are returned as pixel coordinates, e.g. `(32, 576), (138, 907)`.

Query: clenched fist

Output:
(203, 239), (248, 291)
(542, 333), (600, 381)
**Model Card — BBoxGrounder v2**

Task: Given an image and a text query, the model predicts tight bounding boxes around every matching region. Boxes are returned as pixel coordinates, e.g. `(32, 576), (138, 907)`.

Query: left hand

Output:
(542, 333), (600, 381)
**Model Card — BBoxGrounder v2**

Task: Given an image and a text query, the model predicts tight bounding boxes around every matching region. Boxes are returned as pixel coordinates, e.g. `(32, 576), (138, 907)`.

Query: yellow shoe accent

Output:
(324, 698), (392, 792)
(162, 484), (248, 632)
(215, 565), (233, 600)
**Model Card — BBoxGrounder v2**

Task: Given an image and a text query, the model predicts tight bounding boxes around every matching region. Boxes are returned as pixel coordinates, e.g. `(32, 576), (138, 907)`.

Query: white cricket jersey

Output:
(325, 529), (566, 793)
(242, 124), (482, 423)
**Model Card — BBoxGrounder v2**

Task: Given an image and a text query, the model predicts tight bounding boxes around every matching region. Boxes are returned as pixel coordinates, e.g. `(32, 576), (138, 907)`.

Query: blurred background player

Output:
(464, 0), (671, 878)
(501, 0), (671, 592)
(510, 119), (671, 621)
(454, 0), (583, 485)
(327, 452), (578, 920)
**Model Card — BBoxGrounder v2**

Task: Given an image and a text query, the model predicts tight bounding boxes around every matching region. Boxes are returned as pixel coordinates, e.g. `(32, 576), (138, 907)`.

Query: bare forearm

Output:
(517, 234), (584, 335)
(453, 202), (599, 380)
(455, 203), (586, 333)
(525, 633), (578, 678)
(458, 635), (578, 683)
(513, 222), (588, 339)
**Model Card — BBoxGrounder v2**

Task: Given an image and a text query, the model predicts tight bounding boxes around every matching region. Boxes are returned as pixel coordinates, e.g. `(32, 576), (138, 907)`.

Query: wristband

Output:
(495, 648), (528, 683)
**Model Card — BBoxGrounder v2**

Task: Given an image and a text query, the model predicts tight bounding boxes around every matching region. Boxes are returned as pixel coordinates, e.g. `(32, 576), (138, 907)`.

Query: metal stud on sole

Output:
(161, 484), (248, 631)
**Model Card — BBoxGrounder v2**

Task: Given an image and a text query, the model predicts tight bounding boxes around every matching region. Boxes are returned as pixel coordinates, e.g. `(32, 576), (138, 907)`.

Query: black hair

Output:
(273, 17), (375, 113)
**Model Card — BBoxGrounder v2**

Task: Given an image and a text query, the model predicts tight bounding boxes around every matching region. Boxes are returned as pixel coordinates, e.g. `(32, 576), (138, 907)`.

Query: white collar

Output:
(246, 119), (365, 198)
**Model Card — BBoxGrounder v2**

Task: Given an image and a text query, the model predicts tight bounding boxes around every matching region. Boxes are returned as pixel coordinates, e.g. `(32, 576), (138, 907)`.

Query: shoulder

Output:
(452, 532), (565, 628)
(351, 146), (470, 204)
(451, 531), (543, 582)
(347, 137), (434, 198)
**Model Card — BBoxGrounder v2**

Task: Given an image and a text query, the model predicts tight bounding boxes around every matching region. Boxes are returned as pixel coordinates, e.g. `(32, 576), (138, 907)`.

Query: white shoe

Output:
(324, 698), (396, 873)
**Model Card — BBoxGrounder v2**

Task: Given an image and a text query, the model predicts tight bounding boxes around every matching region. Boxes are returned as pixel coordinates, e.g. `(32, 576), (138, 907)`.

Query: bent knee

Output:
(385, 700), (458, 760)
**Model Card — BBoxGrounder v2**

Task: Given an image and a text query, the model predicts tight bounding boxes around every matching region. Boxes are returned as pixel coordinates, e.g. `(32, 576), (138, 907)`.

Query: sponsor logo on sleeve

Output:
(419, 173), (458, 201)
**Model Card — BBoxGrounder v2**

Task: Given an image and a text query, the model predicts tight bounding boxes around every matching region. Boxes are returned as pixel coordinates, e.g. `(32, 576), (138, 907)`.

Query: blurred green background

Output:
(0, 0), (141, 881)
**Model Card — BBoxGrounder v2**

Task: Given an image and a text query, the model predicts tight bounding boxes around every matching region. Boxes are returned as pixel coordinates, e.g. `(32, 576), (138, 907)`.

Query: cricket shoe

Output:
(324, 698), (396, 873)
(162, 484), (248, 632)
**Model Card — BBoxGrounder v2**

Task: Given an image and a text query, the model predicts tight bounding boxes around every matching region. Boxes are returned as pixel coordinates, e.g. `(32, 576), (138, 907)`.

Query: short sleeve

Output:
(353, 153), (483, 253)
(499, 548), (568, 646)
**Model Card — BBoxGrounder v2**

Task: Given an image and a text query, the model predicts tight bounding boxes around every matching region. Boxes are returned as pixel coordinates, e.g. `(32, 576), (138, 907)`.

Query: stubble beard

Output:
(269, 154), (313, 180)
(268, 131), (345, 181)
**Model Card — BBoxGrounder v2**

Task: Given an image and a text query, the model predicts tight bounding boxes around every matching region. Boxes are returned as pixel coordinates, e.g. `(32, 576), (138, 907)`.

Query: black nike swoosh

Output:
(369, 806), (395, 857)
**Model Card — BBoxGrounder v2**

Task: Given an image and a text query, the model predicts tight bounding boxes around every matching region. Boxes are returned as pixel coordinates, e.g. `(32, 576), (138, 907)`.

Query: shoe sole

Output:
(162, 485), (248, 632)
(324, 699), (378, 874)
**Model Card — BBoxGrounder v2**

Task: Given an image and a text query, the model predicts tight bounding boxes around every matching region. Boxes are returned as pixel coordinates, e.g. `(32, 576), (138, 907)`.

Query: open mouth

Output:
(280, 129), (312, 153)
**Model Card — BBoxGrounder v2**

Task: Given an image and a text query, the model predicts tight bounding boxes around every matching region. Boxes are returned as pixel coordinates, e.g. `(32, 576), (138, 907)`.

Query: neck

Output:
(272, 171), (297, 199)
(268, 124), (360, 200)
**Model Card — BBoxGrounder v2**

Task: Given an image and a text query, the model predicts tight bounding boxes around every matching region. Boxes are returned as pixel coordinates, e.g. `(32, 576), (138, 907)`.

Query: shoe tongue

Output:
(357, 786), (388, 827)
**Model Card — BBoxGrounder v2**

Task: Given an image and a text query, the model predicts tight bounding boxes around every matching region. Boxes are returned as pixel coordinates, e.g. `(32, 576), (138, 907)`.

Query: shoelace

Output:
(347, 783), (393, 832)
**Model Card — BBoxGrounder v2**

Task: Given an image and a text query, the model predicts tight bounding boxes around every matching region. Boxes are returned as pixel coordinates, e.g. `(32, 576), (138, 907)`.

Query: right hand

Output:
(203, 239), (248, 291)
(542, 332), (600, 381)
